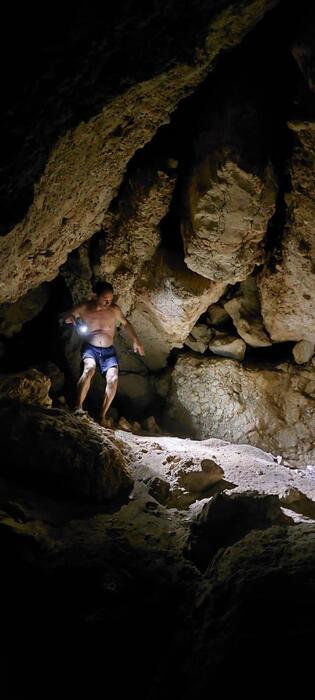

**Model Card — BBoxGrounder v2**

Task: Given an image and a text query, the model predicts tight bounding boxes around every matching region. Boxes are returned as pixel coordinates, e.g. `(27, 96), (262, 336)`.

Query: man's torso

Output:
(80, 302), (118, 347)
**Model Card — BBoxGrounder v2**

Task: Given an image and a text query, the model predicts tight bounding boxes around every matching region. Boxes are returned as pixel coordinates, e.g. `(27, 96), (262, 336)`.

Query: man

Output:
(64, 281), (144, 426)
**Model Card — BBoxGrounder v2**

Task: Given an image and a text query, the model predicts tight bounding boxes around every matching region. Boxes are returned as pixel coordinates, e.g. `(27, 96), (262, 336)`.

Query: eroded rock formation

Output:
(167, 353), (315, 463)
(181, 79), (277, 282)
(258, 121), (315, 343)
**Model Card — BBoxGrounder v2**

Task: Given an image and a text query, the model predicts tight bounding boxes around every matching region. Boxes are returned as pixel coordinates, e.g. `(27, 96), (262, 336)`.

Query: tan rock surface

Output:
(208, 333), (246, 360)
(129, 251), (225, 369)
(292, 339), (314, 365)
(167, 353), (315, 463)
(183, 156), (276, 283)
(0, 402), (133, 503)
(258, 122), (315, 343)
(224, 275), (272, 347)
(0, 0), (277, 304)
(94, 166), (177, 315)
(0, 369), (52, 407)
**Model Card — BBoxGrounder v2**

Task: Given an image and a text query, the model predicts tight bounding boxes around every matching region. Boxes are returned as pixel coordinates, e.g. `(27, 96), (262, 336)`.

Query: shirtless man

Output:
(64, 281), (144, 426)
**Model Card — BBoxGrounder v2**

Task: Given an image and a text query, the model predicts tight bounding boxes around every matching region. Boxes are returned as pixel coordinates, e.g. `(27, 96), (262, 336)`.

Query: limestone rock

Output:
(0, 283), (50, 337)
(293, 339), (314, 365)
(128, 250), (225, 369)
(187, 490), (291, 570)
(184, 335), (208, 354)
(181, 80), (277, 283)
(117, 431), (225, 508)
(209, 333), (246, 360)
(258, 122), (315, 343)
(224, 275), (272, 347)
(0, 0), (278, 304)
(142, 416), (162, 435)
(183, 157), (276, 283)
(118, 416), (133, 432)
(190, 324), (212, 343)
(167, 353), (315, 463)
(0, 369), (52, 407)
(207, 303), (230, 327)
(0, 402), (133, 503)
(93, 165), (177, 316)
(175, 525), (315, 697)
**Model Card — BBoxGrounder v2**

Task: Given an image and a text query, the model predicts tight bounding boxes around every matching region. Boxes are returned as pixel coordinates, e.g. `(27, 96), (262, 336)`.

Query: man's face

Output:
(97, 291), (113, 308)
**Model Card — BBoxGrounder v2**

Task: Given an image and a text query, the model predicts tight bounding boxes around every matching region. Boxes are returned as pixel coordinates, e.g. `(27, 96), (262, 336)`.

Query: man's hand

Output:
(133, 340), (145, 356)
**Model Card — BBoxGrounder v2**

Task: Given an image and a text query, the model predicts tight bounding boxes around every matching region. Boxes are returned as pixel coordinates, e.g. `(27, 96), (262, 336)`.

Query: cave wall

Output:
(0, 0), (314, 459)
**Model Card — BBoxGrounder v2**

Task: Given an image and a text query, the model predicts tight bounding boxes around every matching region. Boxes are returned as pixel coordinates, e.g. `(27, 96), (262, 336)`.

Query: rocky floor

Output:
(1, 416), (315, 698)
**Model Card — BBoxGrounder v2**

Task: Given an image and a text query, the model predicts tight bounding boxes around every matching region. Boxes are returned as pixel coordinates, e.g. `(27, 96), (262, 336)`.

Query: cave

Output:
(1, 2), (314, 698)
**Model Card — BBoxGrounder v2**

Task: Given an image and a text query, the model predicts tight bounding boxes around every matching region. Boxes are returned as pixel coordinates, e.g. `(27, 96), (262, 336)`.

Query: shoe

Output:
(74, 408), (89, 417)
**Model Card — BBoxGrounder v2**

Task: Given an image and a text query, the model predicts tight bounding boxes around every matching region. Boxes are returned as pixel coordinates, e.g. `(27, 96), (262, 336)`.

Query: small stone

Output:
(292, 340), (314, 365)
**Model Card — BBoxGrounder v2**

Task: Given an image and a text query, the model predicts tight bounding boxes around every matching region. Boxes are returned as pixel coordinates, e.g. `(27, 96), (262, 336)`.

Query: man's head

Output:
(93, 281), (114, 308)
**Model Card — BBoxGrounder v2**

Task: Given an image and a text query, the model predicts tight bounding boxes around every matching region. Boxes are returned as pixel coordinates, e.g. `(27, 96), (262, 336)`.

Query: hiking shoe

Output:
(74, 408), (89, 417)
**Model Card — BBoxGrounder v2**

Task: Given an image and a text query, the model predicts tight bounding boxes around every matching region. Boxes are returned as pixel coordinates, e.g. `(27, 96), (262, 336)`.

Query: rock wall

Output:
(167, 353), (315, 463)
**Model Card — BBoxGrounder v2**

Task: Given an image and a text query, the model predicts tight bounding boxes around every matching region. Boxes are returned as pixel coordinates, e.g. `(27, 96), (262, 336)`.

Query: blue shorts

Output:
(82, 343), (119, 375)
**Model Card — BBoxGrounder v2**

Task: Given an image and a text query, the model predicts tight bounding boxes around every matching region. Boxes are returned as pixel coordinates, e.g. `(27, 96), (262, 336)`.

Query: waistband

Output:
(83, 343), (115, 351)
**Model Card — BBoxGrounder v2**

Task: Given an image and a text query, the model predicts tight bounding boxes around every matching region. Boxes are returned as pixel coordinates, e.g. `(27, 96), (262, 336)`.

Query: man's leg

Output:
(100, 366), (119, 425)
(75, 359), (96, 410)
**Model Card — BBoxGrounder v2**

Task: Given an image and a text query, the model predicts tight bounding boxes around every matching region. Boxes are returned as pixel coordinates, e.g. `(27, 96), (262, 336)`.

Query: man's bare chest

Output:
(82, 307), (116, 330)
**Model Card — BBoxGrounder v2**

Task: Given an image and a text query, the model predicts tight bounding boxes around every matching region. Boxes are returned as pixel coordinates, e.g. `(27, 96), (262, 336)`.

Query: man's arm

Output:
(115, 306), (145, 356)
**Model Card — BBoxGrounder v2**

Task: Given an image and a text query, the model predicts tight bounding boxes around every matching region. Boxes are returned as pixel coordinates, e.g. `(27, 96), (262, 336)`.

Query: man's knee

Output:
(82, 364), (96, 379)
(107, 374), (118, 389)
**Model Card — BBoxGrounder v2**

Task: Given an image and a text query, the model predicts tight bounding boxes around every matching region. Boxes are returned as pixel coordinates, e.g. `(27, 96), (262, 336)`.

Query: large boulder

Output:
(129, 250), (225, 369)
(93, 163), (177, 315)
(181, 78), (277, 283)
(170, 524), (315, 697)
(0, 402), (133, 503)
(167, 353), (315, 463)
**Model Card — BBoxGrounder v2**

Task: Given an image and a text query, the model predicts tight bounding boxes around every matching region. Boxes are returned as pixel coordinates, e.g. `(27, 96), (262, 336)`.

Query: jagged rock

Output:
(181, 76), (277, 283)
(118, 416), (133, 432)
(258, 121), (315, 343)
(142, 415), (162, 434)
(224, 275), (272, 347)
(184, 335), (208, 354)
(167, 353), (315, 463)
(0, 283), (50, 337)
(0, 402), (133, 502)
(279, 487), (315, 520)
(173, 525), (315, 697)
(0, 369), (52, 407)
(209, 333), (246, 360)
(186, 490), (291, 570)
(118, 431), (225, 508)
(184, 323), (212, 353)
(190, 324), (212, 343)
(93, 165), (177, 316)
(0, 0), (277, 304)
(128, 250), (225, 369)
(207, 303), (230, 327)
(292, 339), (314, 365)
